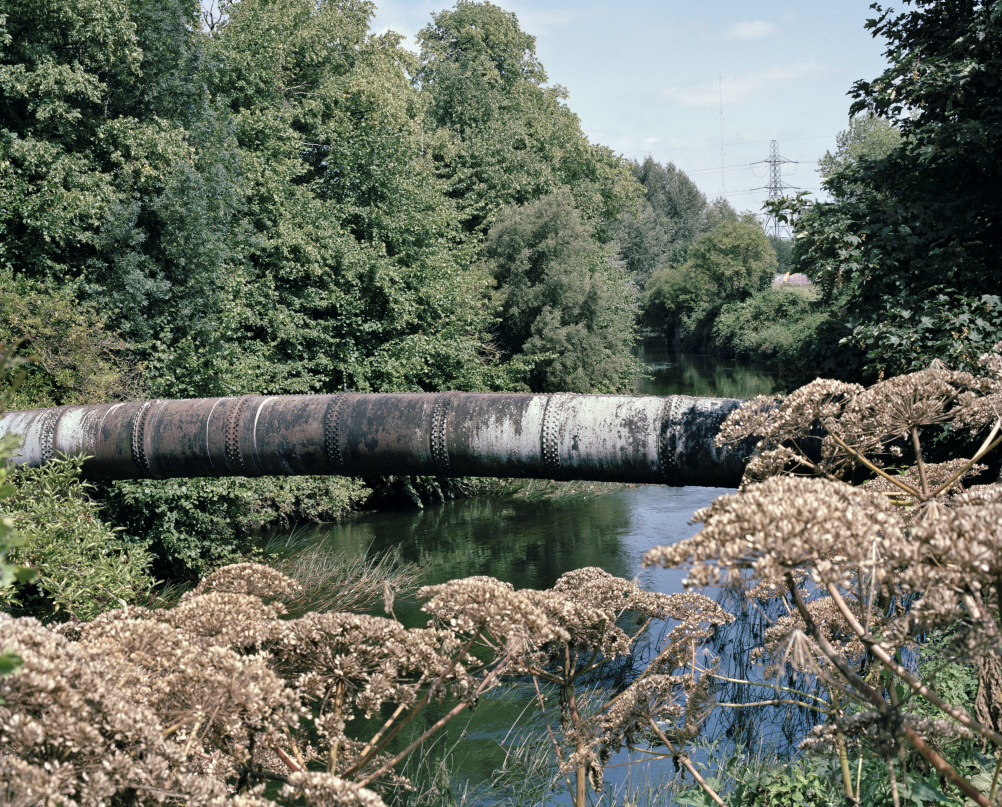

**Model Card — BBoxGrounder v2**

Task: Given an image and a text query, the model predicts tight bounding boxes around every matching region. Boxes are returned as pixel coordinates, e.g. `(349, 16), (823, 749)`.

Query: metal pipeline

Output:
(0, 393), (751, 487)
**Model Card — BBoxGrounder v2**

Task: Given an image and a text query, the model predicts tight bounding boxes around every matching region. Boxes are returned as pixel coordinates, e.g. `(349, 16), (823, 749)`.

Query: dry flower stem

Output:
(329, 681), (344, 773)
(532, 673), (574, 797)
(902, 723), (991, 807)
(701, 670), (830, 705)
(910, 428), (930, 497)
(977, 417), (1002, 457)
(714, 698), (830, 715)
(791, 577), (991, 805)
(930, 431), (1002, 498)
(343, 629), (482, 778)
(824, 429), (922, 499)
(647, 718), (726, 807)
(356, 648), (512, 788)
(272, 742), (302, 773)
(283, 725), (306, 770)
(786, 575), (884, 710)
(887, 758), (901, 807)
(353, 698), (412, 770)
(824, 583), (1002, 747)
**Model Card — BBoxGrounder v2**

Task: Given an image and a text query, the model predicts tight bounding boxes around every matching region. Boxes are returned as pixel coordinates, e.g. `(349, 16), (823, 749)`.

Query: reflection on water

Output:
(635, 336), (780, 399)
(275, 485), (720, 633)
(276, 345), (782, 800)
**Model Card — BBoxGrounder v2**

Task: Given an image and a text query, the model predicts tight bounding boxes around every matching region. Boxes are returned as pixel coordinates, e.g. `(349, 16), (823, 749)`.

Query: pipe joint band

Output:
(430, 393), (453, 475)
(224, 396), (254, 476)
(130, 400), (157, 477)
(541, 394), (562, 480)
(323, 393), (347, 474)
(659, 396), (686, 486)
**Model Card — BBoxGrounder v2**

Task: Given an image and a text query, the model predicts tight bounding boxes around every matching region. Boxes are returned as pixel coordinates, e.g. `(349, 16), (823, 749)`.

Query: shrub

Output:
(0, 274), (139, 409)
(101, 475), (369, 581)
(4, 456), (155, 620)
(713, 286), (826, 362)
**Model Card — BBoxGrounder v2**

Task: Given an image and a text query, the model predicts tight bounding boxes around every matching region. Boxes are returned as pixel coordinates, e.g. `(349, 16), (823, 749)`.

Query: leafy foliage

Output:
(644, 218), (777, 352)
(101, 475), (368, 581)
(817, 112), (901, 182)
(0, 274), (138, 408)
(787, 0), (1002, 380)
(3, 457), (156, 620)
(416, 1), (640, 238)
(482, 192), (640, 392)
(713, 286), (825, 362)
(615, 156), (725, 293)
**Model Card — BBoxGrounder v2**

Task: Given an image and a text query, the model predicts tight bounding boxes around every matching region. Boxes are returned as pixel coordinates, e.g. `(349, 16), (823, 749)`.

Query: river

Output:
(268, 339), (782, 802)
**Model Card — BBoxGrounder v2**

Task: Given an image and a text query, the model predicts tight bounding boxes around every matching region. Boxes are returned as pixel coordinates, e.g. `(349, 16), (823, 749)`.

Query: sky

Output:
(370, 0), (893, 216)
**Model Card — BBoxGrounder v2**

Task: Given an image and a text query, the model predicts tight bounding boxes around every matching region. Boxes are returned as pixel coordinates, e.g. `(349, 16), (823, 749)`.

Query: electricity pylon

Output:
(753, 140), (798, 238)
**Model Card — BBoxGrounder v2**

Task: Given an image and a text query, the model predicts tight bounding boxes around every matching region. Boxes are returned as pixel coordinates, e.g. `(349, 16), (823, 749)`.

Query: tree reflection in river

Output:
(635, 336), (781, 399)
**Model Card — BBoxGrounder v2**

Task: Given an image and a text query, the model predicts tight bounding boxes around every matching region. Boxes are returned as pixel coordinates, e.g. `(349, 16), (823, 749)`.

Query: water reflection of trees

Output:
(635, 337), (781, 399)
(292, 494), (634, 627)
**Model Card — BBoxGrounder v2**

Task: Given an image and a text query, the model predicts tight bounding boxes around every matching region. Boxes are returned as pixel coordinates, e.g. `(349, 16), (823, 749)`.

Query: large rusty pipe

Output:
(0, 393), (750, 487)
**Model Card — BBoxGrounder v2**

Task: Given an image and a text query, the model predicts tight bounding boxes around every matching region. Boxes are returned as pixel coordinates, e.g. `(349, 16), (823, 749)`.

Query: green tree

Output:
(416, 1), (639, 237)
(0, 274), (138, 409)
(644, 219), (777, 350)
(616, 157), (708, 291)
(0, 0), (250, 395)
(203, 0), (511, 396)
(787, 0), (1002, 380)
(817, 112), (901, 182)
(483, 192), (640, 393)
(768, 236), (793, 275)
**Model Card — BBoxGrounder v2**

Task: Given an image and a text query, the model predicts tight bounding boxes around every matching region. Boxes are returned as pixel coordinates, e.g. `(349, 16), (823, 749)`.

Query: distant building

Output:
(772, 272), (811, 287)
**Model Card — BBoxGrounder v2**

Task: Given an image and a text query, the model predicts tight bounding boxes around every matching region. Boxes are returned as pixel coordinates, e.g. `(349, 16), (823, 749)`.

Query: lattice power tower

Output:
(756, 140), (797, 238)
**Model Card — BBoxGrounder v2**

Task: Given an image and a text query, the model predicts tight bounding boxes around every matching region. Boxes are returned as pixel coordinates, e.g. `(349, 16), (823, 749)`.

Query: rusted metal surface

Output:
(0, 393), (752, 487)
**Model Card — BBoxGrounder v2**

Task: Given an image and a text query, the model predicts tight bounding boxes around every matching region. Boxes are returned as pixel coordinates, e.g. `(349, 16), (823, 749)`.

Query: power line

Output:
(635, 134), (834, 154)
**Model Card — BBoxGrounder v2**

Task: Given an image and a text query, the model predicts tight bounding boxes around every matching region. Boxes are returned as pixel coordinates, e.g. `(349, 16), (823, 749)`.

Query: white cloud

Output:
(722, 20), (779, 41)
(660, 62), (834, 107)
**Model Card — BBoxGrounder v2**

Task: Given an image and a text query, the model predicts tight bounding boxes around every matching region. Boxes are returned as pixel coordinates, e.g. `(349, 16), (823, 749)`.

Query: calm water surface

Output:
(280, 341), (781, 799)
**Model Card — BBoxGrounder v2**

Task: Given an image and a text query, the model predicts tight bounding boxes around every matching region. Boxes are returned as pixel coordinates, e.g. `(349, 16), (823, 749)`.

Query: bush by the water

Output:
(712, 285), (825, 362)
(100, 475), (369, 581)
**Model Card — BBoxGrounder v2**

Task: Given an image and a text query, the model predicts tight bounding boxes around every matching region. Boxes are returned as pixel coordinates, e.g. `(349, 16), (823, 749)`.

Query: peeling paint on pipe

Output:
(0, 393), (751, 487)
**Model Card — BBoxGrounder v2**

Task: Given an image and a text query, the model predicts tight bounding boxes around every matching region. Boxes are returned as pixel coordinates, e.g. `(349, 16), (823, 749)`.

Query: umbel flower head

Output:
(643, 475), (903, 590)
(715, 353), (999, 491)
(0, 563), (405, 805)
(647, 350), (1002, 807)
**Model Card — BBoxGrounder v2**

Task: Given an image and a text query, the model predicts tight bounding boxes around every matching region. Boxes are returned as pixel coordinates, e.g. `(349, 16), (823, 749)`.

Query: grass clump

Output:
(266, 536), (421, 617)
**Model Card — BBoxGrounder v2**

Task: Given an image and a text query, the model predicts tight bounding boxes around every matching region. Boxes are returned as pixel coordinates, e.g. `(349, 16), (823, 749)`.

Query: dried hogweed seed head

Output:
(281, 772), (388, 807)
(419, 576), (565, 644)
(643, 476), (903, 589)
(186, 561), (301, 603)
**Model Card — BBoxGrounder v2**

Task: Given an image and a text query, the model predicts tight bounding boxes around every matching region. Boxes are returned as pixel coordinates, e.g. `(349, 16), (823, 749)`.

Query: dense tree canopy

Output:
(789, 0), (1002, 379)
(615, 157), (710, 291)
(483, 192), (639, 393)
(817, 112), (900, 182)
(644, 218), (776, 350)
(416, 1), (639, 237)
